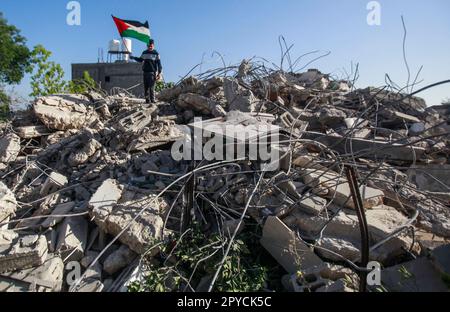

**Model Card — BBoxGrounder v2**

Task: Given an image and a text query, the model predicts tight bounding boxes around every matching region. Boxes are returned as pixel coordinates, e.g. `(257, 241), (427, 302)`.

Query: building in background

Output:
(71, 39), (144, 97)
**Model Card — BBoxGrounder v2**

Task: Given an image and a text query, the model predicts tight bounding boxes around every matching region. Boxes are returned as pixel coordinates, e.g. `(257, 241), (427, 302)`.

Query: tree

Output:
(0, 86), (10, 121)
(29, 45), (66, 97)
(0, 12), (35, 119)
(0, 12), (34, 85)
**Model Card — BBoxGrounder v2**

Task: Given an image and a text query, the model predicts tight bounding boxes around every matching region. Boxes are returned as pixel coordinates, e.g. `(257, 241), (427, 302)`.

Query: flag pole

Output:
(121, 37), (129, 52)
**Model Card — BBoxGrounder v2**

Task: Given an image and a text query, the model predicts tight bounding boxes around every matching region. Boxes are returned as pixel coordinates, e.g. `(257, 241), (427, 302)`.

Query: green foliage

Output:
(0, 12), (34, 85)
(66, 71), (97, 94)
(128, 224), (269, 292)
(29, 45), (66, 97)
(0, 87), (10, 121)
(155, 80), (175, 93)
(398, 265), (414, 280)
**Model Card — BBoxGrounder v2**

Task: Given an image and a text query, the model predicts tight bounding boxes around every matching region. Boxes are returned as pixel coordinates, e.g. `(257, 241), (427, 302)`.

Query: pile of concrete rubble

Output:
(0, 62), (449, 292)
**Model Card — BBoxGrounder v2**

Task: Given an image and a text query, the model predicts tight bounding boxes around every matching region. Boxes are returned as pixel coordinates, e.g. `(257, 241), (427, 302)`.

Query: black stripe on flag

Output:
(121, 18), (149, 29)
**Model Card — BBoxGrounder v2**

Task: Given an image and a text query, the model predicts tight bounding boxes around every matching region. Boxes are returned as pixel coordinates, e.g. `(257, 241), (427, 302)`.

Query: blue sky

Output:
(1, 0), (449, 105)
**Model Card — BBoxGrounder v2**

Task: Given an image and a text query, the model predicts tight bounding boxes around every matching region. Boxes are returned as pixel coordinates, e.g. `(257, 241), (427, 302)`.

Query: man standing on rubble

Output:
(131, 39), (162, 103)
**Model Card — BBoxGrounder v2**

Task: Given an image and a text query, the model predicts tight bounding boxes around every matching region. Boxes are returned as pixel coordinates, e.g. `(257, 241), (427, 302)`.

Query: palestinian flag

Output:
(112, 15), (151, 45)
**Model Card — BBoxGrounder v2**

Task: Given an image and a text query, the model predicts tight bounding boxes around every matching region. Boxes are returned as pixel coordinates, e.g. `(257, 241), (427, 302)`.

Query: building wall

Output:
(72, 62), (144, 97)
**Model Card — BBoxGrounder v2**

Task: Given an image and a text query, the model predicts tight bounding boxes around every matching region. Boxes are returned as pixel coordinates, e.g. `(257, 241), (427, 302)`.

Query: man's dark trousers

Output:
(143, 72), (156, 103)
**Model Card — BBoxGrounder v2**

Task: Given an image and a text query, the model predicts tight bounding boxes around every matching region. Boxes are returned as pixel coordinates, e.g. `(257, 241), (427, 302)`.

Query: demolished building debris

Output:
(0, 60), (449, 293)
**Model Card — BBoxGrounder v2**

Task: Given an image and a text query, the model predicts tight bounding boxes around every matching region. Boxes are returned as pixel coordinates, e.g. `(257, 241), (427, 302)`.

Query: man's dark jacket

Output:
(132, 50), (162, 73)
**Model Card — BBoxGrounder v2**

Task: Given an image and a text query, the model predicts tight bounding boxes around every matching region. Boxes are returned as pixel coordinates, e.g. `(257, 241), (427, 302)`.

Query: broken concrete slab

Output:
(343, 118), (371, 138)
(302, 131), (426, 161)
(80, 250), (100, 268)
(431, 243), (450, 279)
(379, 109), (422, 128)
(56, 216), (88, 262)
(292, 205), (413, 263)
(316, 237), (361, 262)
(0, 182), (17, 226)
(116, 106), (157, 133)
(260, 216), (323, 274)
(73, 279), (104, 292)
(177, 93), (225, 117)
(0, 254), (63, 292)
(0, 133), (20, 164)
(407, 164), (450, 193)
(103, 245), (136, 275)
(127, 120), (184, 152)
(302, 168), (384, 210)
(0, 230), (48, 274)
(297, 69), (330, 89)
(83, 260), (102, 281)
(89, 180), (166, 255)
(68, 138), (102, 167)
(415, 230), (450, 253)
(297, 194), (327, 216)
(98, 201), (165, 255)
(1, 57), (449, 294)
(88, 179), (123, 231)
(317, 106), (347, 128)
(33, 95), (100, 131)
(380, 258), (449, 292)
(282, 261), (358, 292)
(15, 125), (52, 139)
(40, 171), (68, 196)
(223, 78), (257, 112)
(41, 201), (75, 228)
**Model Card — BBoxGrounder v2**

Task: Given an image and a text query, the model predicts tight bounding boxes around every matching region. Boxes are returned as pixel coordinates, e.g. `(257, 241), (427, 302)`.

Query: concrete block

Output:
(293, 205), (413, 263)
(90, 181), (166, 255)
(116, 107), (156, 133)
(260, 216), (323, 274)
(407, 165), (450, 193)
(380, 258), (448, 292)
(0, 254), (64, 292)
(15, 125), (51, 139)
(102, 202), (164, 255)
(302, 168), (384, 210)
(75, 279), (104, 292)
(56, 216), (88, 262)
(89, 179), (123, 231)
(41, 201), (75, 228)
(0, 182), (17, 226)
(40, 171), (68, 196)
(103, 245), (136, 275)
(298, 194), (327, 216)
(0, 230), (48, 274)
(302, 131), (425, 161)
(33, 94), (99, 131)
(0, 133), (20, 164)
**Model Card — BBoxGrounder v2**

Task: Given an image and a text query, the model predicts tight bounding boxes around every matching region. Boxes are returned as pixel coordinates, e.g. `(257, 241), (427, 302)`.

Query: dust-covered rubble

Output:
(0, 60), (449, 292)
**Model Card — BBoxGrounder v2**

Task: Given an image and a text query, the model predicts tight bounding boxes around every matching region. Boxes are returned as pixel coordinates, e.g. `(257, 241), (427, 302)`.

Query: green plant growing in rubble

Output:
(155, 80), (174, 93)
(128, 224), (269, 292)
(66, 70), (97, 94)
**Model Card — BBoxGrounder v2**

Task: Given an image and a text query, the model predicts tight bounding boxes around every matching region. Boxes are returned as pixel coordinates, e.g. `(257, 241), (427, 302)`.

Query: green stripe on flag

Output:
(122, 29), (150, 44)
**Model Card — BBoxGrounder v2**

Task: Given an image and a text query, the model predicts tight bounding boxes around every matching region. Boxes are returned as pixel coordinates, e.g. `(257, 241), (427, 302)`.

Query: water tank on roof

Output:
(122, 38), (132, 53)
(109, 40), (121, 52)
